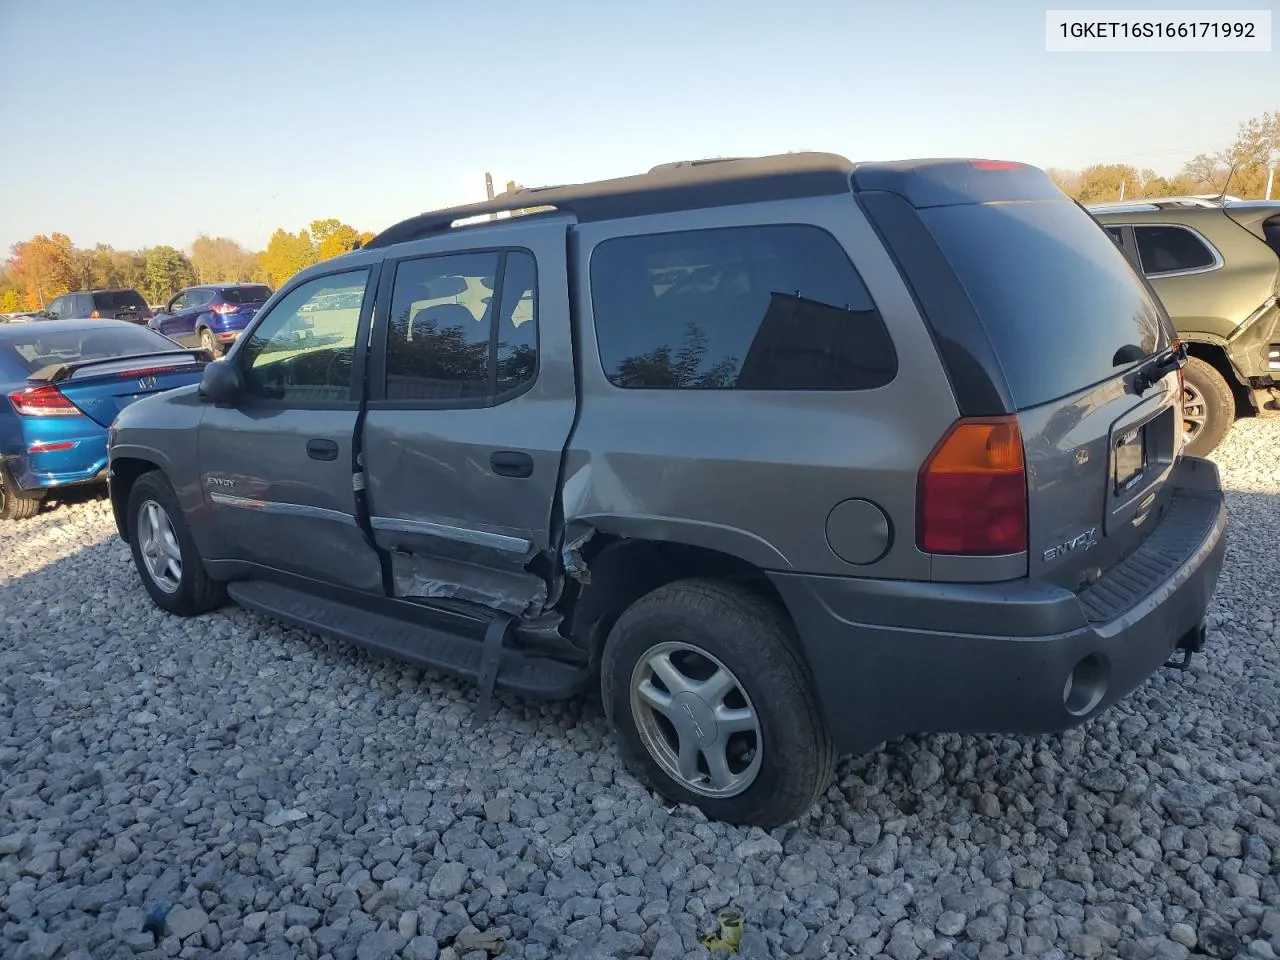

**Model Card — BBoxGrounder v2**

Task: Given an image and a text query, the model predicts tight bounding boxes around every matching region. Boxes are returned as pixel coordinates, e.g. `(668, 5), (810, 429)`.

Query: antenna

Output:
(1213, 162), (1237, 203)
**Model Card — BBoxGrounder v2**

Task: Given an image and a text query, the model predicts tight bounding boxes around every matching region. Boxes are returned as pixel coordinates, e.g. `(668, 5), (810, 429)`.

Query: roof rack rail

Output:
(362, 152), (856, 250)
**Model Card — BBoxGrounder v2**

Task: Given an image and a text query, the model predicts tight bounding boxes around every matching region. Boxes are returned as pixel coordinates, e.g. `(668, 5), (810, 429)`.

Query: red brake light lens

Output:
(211, 303), (239, 314)
(917, 417), (1028, 555)
(8, 384), (83, 417)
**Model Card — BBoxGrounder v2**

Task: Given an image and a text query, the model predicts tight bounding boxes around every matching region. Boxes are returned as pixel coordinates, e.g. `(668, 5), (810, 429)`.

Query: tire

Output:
(127, 471), (225, 616)
(1181, 356), (1234, 457)
(199, 327), (218, 355)
(0, 480), (41, 521)
(601, 578), (836, 827)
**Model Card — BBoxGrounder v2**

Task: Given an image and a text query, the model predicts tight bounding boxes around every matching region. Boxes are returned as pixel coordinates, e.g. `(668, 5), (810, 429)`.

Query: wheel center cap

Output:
(671, 692), (718, 747)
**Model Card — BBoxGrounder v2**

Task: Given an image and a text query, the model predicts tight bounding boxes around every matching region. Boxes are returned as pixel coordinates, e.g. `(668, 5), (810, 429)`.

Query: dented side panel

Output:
(359, 215), (579, 613)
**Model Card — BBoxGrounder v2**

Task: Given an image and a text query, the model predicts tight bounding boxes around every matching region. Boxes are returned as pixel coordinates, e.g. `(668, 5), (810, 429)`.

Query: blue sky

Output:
(0, 0), (1275, 254)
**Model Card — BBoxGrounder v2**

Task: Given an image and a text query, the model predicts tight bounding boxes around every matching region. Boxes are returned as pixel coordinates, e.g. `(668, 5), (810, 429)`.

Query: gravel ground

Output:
(2, 421), (1278, 960)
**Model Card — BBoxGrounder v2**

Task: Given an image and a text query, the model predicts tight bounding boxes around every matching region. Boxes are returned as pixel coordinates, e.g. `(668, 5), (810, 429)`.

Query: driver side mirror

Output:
(199, 359), (244, 405)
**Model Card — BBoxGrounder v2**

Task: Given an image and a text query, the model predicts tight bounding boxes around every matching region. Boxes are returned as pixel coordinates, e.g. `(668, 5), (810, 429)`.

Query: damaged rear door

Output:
(360, 218), (576, 617)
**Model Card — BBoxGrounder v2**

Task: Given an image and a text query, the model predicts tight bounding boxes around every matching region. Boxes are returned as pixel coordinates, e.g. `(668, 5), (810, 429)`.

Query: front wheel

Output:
(127, 471), (225, 616)
(601, 579), (835, 827)
(1181, 356), (1235, 457)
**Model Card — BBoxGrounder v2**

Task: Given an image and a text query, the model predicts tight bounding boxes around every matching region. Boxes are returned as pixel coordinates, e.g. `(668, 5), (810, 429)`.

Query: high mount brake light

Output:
(969, 160), (1025, 171)
(8, 384), (83, 417)
(917, 416), (1028, 555)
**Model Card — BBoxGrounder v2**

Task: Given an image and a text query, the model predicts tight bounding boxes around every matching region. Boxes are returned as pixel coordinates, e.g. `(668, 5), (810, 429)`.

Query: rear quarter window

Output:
(589, 224), (897, 390)
(1134, 225), (1219, 275)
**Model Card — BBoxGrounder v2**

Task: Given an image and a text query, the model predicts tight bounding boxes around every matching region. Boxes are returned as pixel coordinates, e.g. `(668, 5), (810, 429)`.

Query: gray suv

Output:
(107, 154), (1227, 827)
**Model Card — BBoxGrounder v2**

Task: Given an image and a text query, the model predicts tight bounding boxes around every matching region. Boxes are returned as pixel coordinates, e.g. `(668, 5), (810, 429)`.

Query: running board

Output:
(226, 580), (588, 700)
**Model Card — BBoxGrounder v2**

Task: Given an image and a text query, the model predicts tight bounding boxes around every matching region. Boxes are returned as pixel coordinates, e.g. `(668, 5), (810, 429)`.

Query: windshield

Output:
(220, 286), (272, 304)
(919, 200), (1171, 410)
(3, 325), (180, 373)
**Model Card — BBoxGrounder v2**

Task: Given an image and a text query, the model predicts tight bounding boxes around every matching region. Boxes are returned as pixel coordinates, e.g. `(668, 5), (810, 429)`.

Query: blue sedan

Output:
(0, 319), (210, 520)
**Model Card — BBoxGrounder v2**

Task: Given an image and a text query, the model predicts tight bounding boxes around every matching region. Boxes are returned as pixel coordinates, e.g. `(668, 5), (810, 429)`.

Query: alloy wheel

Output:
(137, 499), (182, 593)
(629, 641), (762, 798)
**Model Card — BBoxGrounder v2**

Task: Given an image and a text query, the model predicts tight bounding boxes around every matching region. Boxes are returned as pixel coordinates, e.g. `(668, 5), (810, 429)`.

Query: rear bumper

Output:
(771, 456), (1228, 755)
(2, 442), (110, 492)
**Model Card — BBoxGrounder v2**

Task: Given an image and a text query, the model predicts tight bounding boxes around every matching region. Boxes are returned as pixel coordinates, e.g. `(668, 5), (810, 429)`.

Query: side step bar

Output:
(226, 579), (589, 702)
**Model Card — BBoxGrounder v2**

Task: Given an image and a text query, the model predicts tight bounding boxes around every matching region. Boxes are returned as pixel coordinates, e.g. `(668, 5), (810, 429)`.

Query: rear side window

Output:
(92, 290), (149, 311)
(1134, 225), (1218, 275)
(590, 225), (896, 390)
(383, 249), (538, 403)
(220, 286), (272, 304)
(919, 200), (1170, 410)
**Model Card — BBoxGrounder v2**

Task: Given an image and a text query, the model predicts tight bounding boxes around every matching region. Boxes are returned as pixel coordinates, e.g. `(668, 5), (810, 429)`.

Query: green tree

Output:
(0, 289), (21, 312)
(8, 233), (75, 309)
(143, 246), (196, 303)
(310, 219), (363, 261)
(260, 228), (317, 288)
(191, 234), (260, 283)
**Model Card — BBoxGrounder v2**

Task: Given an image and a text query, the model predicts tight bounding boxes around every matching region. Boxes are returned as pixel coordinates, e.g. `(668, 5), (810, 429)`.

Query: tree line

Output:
(0, 219), (375, 313)
(4, 114), (1275, 313)
(1048, 109), (1278, 203)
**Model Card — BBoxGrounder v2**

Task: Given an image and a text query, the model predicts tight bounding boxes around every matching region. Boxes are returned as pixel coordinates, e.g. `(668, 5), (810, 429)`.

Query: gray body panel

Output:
(565, 197), (965, 582)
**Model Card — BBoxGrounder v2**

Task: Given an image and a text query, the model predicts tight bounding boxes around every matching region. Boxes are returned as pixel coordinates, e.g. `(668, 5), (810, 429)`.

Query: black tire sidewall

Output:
(602, 583), (830, 827)
(127, 472), (207, 614)
(1182, 357), (1234, 457)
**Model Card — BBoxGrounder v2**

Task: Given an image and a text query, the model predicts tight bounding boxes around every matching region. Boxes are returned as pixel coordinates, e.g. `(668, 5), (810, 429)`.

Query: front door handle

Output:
(490, 450), (533, 478)
(306, 438), (339, 462)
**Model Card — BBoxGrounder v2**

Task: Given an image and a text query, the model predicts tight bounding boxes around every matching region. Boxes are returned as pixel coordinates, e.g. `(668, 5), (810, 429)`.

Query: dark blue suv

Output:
(150, 283), (273, 355)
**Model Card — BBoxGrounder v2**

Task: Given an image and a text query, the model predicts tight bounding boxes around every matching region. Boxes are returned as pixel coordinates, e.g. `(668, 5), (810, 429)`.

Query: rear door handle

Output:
(490, 450), (533, 478)
(306, 438), (339, 461)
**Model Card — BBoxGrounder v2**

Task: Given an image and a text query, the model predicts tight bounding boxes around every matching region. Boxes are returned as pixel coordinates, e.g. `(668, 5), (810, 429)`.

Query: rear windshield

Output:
(919, 200), (1171, 410)
(3, 325), (178, 373)
(219, 285), (271, 304)
(92, 290), (149, 311)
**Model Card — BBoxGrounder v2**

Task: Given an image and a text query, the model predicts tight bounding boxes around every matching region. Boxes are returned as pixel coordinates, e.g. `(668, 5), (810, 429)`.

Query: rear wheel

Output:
(0, 480), (41, 521)
(1181, 356), (1234, 457)
(199, 327), (218, 355)
(601, 579), (835, 827)
(127, 471), (225, 615)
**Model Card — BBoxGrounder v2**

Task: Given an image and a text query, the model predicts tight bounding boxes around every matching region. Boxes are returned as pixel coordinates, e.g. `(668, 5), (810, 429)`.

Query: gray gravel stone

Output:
(1, 425), (1278, 960)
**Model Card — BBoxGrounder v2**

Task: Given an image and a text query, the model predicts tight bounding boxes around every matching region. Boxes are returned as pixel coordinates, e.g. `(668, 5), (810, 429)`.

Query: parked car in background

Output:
(1, 312), (43, 323)
(109, 154), (1225, 827)
(0, 319), (210, 520)
(149, 283), (274, 355)
(41, 288), (153, 325)
(1091, 197), (1280, 455)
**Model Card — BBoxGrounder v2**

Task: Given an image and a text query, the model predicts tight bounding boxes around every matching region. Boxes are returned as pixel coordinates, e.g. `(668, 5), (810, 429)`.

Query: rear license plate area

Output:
(1113, 424), (1147, 494)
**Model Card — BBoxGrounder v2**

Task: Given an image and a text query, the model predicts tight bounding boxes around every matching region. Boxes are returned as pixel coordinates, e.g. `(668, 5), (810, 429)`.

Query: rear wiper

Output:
(1125, 340), (1188, 396)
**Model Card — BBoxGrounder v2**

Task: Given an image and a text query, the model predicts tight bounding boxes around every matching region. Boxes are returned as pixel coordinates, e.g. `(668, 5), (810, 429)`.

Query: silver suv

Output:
(107, 154), (1227, 827)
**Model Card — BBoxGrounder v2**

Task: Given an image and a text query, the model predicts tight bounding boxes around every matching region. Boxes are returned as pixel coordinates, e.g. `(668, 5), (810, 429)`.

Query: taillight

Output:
(8, 384), (83, 417)
(917, 416), (1028, 555)
(89, 309), (101, 318)
(211, 303), (239, 314)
